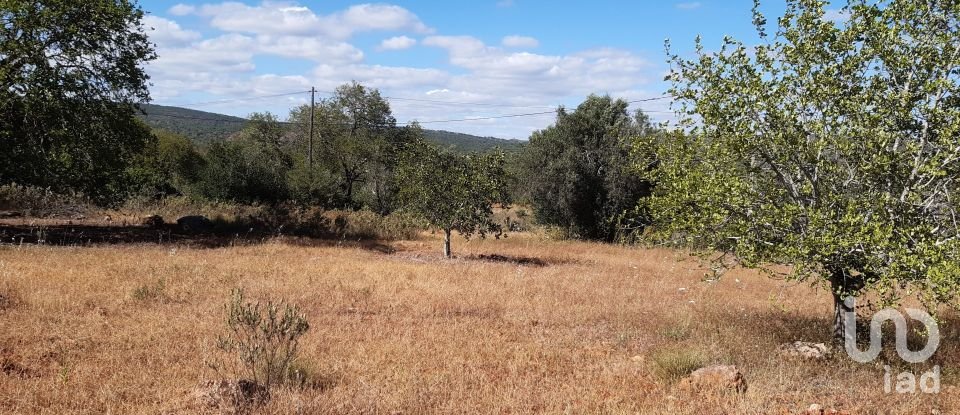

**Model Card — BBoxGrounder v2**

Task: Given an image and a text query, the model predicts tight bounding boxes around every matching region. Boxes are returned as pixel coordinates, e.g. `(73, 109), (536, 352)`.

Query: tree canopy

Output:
(397, 140), (509, 257)
(520, 95), (656, 241)
(643, 0), (960, 337)
(0, 0), (156, 203)
(289, 82), (421, 212)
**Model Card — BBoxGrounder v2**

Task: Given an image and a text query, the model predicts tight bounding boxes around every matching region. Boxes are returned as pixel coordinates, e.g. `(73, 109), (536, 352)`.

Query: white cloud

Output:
(823, 8), (849, 22)
(502, 35), (539, 48)
(423, 36), (652, 103)
(422, 35), (489, 56)
(675, 2), (701, 9)
(150, 34), (257, 76)
(313, 64), (450, 91)
(168, 3), (196, 16)
(193, 2), (432, 39)
(143, 15), (201, 47)
(143, 3), (667, 138)
(338, 4), (432, 35)
(256, 35), (364, 63)
(378, 35), (417, 51)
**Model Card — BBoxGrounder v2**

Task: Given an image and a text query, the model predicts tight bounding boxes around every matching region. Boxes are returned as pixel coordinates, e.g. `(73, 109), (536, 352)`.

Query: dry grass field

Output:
(1, 229), (958, 414)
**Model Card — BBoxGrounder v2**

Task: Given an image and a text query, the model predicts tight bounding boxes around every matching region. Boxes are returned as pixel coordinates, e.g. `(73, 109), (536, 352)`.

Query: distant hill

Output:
(138, 104), (525, 153)
(139, 104), (247, 144)
(422, 129), (524, 153)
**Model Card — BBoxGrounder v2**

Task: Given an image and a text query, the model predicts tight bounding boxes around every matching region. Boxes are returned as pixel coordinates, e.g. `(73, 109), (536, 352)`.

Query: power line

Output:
(383, 95), (556, 109)
(169, 90), (311, 108)
(143, 106), (674, 126)
(161, 89), (670, 112)
(314, 89), (555, 109)
(404, 110), (557, 125)
(142, 110), (297, 125)
(145, 91), (674, 125)
(627, 96), (671, 104)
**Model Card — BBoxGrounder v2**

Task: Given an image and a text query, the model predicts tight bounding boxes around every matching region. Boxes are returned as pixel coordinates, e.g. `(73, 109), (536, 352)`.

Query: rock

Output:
(779, 341), (831, 359)
(678, 364), (747, 393)
(142, 215), (164, 228)
(807, 404), (823, 413)
(0, 211), (22, 219)
(192, 379), (269, 412)
(177, 215), (213, 232)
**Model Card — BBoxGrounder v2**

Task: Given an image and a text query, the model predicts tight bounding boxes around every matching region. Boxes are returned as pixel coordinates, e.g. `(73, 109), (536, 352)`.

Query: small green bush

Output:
(650, 348), (706, 381)
(131, 279), (167, 302)
(217, 289), (310, 389)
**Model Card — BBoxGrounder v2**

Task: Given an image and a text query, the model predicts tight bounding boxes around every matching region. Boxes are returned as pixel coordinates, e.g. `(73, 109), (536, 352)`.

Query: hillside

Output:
(422, 129), (524, 153)
(139, 104), (248, 144)
(139, 104), (525, 152)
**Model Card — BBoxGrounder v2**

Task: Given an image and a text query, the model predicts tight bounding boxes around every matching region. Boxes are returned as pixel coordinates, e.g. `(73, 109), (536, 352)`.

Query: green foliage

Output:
(140, 104), (512, 154)
(217, 289), (310, 389)
(397, 141), (509, 257)
(645, 0), (960, 333)
(0, 0), (156, 205)
(195, 113), (293, 204)
(127, 130), (205, 197)
(288, 83), (421, 211)
(131, 279), (167, 303)
(286, 162), (338, 206)
(330, 209), (425, 241)
(650, 348), (707, 381)
(0, 183), (91, 216)
(519, 95), (656, 241)
(138, 104), (246, 144)
(422, 129), (525, 153)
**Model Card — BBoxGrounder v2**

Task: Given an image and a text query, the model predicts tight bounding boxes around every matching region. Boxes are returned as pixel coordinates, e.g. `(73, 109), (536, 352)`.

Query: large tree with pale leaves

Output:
(641, 0), (960, 339)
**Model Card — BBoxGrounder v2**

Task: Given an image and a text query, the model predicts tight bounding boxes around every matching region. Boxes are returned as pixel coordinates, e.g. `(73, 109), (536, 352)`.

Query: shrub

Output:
(131, 279), (167, 302)
(217, 289), (310, 389)
(331, 209), (424, 240)
(120, 195), (264, 223)
(650, 348), (706, 382)
(0, 183), (92, 217)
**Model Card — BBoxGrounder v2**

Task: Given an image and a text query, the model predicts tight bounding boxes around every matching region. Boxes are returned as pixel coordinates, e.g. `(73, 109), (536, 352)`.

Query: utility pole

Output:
(308, 86), (315, 169)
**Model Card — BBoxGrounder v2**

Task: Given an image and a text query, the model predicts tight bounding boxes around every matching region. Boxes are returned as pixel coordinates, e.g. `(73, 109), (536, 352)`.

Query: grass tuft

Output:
(650, 348), (707, 382)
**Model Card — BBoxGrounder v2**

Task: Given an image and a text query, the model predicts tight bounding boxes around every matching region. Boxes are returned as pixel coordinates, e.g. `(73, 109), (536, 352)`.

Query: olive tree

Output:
(397, 141), (509, 258)
(642, 0), (960, 339)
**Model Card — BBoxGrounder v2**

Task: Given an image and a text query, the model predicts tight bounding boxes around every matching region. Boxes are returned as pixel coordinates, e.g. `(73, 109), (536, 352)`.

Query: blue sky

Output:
(137, 1), (835, 138)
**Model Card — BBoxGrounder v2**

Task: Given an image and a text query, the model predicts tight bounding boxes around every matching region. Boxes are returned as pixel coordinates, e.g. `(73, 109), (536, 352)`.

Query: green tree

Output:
(127, 130), (205, 197)
(0, 0), (156, 204)
(520, 95), (656, 241)
(644, 0), (960, 339)
(289, 82), (420, 211)
(196, 113), (292, 203)
(397, 142), (509, 258)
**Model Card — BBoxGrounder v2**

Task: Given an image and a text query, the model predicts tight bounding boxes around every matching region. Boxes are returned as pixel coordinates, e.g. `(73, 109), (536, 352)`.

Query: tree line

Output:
(3, 0), (960, 335)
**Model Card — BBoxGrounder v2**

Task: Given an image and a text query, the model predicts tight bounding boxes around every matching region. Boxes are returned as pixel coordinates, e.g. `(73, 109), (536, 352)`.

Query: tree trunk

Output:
(443, 228), (452, 258)
(830, 270), (856, 342)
